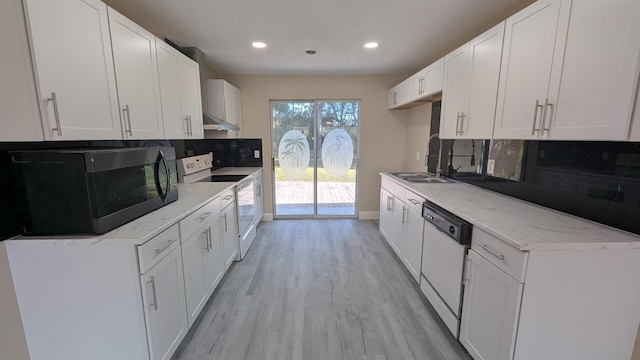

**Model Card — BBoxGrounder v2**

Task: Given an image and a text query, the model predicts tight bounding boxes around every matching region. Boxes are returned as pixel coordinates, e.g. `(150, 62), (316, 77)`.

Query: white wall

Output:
(224, 74), (406, 217)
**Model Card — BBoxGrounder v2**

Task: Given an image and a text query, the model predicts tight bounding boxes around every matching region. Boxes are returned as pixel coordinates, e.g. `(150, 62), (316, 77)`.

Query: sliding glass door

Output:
(271, 100), (359, 218)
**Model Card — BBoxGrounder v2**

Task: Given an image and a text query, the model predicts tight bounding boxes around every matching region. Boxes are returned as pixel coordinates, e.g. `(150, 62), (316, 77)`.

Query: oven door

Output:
(236, 177), (256, 236)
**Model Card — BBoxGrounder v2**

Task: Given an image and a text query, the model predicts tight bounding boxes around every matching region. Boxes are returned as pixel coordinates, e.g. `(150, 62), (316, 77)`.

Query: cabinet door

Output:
(140, 247), (188, 360)
(460, 250), (523, 360)
(421, 57), (444, 98)
(1, 0), (43, 141)
(493, 0), (568, 139)
(440, 43), (469, 139)
(221, 203), (238, 268)
(464, 21), (505, 139)
(180, 57), (203, 139)
(156, 39), (188, 140)
(379, 188), (394, 243)
(109, 8), (164, 140)
(24, 0), (122, 140)
(402, 208), (424, 283)
(180, 227), (209, 327)
(406, 72), (422, 103)
(205, 218), (224, 293)
(389, 200), (405, 257)
(547, 0), (640, 140)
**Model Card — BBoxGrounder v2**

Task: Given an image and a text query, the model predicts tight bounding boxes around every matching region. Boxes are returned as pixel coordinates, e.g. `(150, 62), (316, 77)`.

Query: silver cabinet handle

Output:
(184, 116), (190, 136)
(223, 195), (234, 201)
(401, 207), (408, 225)
(455, 112), (461, 135)
(458, 112), (465, 135)
(408, 198), (421, 205)
(204, 229), (210, 252)
(148, 276), (158, 310)
(386, 196), (393, 212)
(531, 100), (543, 135)
(188, 115), (193, 136)
(207, 228), (213, 250)
(541, 98), (552, 134)
(257, 184), (261, 196)
(46, 92), (62, 136)
(198, 212), (212, 221)
(154, 239), (176, 255)
(480, 243), (505, 261)
(123, 105), (133, 136)
(222, 213), (228, 232)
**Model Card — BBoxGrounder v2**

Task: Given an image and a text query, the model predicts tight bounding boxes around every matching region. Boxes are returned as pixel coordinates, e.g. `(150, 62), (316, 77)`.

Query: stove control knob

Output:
(449, 226), (456, 235)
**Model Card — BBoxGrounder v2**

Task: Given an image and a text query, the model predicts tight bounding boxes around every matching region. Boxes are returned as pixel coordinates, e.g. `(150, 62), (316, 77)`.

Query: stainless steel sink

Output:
(390, 172), (453, 183)
(402, 176), (452, 183)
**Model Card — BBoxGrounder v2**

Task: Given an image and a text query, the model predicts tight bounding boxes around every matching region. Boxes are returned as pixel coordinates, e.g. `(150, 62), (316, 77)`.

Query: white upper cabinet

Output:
(1, 0), (43, 141)
(463, 22), (505, 139)
(109, 7), (165, 140)
(495, 0), (640, 141)
(441, 22), (504, 139)
(179, 55), (204, 139)
(494, 0), (569, 140)
(387, 58), (444, 110)
(156, 39), (203, 139)
(441, 44), (471, 138)
(23, 0), (122, 140)
(206, 79), (242, 138)
(548, 0), (640, 140)
(420, 58), (444, 99)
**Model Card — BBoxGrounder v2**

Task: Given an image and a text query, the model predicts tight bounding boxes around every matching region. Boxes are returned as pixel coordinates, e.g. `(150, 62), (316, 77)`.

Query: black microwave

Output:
(10, 147), (178, 235)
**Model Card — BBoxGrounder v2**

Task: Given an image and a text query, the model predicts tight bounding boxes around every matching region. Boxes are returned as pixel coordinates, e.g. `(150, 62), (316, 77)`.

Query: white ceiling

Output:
(104, 0), (528, 76)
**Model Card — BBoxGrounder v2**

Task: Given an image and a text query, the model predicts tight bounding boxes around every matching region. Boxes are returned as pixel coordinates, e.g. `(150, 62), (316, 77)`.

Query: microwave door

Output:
(154, 150), (171, 203)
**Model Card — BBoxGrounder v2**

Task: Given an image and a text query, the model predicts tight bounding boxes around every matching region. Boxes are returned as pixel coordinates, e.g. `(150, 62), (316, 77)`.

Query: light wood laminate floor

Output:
(173, 219), (470, 360)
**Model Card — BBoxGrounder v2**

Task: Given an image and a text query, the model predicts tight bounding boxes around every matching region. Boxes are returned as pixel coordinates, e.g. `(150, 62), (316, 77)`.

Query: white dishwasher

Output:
(420, 200), (472, 338)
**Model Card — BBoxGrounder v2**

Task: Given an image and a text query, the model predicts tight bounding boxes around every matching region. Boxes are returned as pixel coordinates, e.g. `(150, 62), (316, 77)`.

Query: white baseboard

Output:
(358, 211), (379, 220)
(262, 213), (274, 221)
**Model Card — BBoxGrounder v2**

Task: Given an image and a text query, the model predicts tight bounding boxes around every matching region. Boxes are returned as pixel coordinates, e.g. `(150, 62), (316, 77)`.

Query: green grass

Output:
(274, 167), (356, 182)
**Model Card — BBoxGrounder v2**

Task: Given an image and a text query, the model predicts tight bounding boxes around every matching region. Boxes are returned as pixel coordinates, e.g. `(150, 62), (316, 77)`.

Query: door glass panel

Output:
(271, 101), (315, 216)
(316, 101), (358, 216)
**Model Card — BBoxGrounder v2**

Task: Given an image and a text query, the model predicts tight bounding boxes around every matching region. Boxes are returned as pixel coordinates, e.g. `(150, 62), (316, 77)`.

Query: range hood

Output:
(176, 43), (240, 133)
(203, 113), (239, 131)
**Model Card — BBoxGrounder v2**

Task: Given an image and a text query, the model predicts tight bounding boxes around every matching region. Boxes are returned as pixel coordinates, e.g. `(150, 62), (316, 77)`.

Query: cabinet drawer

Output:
(138, 224), (180, 274)
(471, 228), (527, 282)
(220, 188), (235, 209)
(404, 190), (425, 213)
(180, 198), (220, 242)
(381, 177), (406, 200)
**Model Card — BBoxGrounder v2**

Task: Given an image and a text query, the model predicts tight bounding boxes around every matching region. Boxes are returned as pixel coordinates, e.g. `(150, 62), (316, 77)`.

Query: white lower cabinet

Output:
(5, 191), (242, 360)
(460, 250), (523, 360)
(402, 191), (425, 283)
(140, 245), (188, 360)
(380, 177), (424, 283)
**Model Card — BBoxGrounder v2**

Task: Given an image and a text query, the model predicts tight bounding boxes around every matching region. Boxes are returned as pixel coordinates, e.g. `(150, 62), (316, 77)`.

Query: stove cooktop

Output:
(197, 174), (248, 183)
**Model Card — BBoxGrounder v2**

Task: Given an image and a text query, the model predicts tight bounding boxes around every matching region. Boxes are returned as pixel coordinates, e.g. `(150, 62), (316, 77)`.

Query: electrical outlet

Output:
(416, 151), (420, 160)
(254, 150), (260, 159)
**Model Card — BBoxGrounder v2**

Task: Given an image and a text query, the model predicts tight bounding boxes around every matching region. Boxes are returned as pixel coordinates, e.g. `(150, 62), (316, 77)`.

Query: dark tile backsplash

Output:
(443, 140), (640, 236)
(0, 138), (262, 240)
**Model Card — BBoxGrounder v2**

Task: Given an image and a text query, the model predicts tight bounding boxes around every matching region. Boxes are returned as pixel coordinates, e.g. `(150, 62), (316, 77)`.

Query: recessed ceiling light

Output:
(252, 42), (266, 49)
(364, 42), (379, 49)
